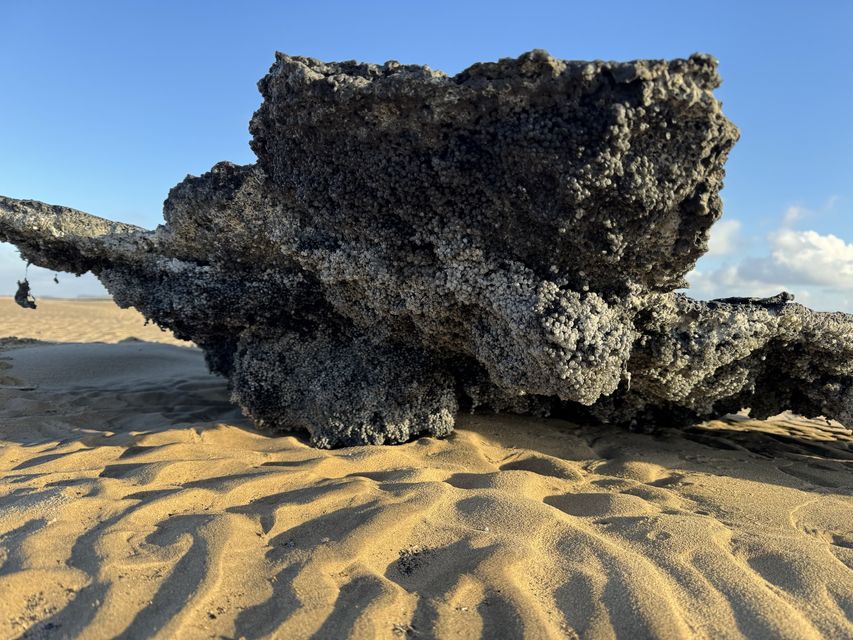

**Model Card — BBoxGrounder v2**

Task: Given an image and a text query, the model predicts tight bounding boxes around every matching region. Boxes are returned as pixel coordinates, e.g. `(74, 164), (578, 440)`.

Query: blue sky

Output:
(1, 1), (851, 309)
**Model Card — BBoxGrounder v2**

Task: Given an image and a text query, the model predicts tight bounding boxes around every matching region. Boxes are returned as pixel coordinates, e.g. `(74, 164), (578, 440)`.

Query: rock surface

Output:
(2, 50), (852, 446)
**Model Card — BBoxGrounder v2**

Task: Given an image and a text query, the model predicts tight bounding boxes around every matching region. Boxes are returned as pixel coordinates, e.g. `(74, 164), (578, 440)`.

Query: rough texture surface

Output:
(2, 50), (852, 446)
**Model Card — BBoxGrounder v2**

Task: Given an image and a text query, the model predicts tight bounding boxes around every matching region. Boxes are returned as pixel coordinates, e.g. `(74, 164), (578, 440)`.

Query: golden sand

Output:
(1, 298), (851, 638)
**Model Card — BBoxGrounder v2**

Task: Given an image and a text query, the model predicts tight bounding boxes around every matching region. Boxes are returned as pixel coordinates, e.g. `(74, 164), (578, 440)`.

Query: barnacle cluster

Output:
(2, 51), (851, 446)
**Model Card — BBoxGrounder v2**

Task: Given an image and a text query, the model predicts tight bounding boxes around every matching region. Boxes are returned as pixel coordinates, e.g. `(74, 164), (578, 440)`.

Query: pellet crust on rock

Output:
(2, 50), (851, 447)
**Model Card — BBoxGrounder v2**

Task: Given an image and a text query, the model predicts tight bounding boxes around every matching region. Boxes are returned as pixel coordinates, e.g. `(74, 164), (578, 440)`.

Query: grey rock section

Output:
(587, 294), (853, 429)
(2, 50), (851, 446)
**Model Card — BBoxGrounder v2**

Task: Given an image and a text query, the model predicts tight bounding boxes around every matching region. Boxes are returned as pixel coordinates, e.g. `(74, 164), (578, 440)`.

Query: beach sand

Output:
(0, 297), (851, 639)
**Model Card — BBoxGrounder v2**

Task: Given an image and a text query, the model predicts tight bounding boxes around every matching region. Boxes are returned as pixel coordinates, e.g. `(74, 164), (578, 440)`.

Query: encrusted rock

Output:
(2, 50), (851, 446)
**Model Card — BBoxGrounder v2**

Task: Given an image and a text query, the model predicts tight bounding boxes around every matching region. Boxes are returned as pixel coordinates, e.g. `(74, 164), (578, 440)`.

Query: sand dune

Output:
(1, 302), (852, 639)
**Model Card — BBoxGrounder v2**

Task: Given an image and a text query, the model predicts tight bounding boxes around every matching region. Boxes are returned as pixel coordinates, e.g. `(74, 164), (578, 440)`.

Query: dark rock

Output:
(14, 279), (36, 309)
(2, 50), (851, 446)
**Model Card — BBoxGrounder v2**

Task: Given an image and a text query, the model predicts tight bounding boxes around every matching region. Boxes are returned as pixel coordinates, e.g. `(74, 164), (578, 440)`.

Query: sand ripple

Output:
(1, 339), (852, 638)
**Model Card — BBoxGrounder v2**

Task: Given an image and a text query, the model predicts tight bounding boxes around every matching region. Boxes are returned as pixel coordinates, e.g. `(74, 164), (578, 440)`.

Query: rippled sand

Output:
(1, 299), (851, 639)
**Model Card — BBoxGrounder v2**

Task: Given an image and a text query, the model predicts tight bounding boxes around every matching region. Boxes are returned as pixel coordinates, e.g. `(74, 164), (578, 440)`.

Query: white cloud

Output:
(687, 227), (853, 312)
(706, 218), (741, 256)
(686, 200), (853, 312)
(769, 229), (853, 287)
(687, 265), (787, 300)
(782, 204), (808, 227)
(780, 196), (841, 228)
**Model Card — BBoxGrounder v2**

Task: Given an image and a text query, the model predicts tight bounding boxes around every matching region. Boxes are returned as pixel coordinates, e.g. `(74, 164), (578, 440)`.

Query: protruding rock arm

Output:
(584, 293), (853, 430)
(0, 195), (157, 274)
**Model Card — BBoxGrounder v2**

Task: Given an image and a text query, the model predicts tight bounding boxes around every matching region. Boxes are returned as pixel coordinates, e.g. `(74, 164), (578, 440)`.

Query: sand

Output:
(0, 298), (851, 639)
(0, 297), (189, 346)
